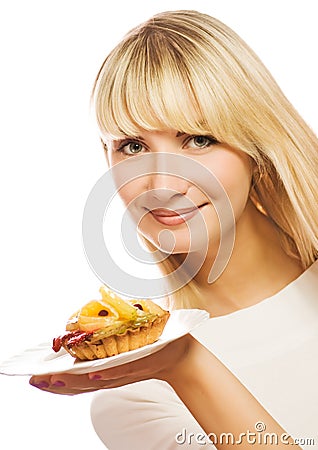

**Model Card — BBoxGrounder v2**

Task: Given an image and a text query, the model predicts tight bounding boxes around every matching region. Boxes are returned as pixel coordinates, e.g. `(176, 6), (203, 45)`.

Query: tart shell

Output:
(63, 312), (170, 361)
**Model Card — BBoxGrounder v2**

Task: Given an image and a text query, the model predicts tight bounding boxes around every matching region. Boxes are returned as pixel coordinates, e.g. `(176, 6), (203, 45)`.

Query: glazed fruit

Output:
(52, 287), (170, 360)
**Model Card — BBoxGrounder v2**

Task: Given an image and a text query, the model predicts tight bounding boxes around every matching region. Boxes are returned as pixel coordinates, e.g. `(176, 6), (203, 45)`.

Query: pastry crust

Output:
(65, 314), (169, 360)
(52, 288), (170, 361)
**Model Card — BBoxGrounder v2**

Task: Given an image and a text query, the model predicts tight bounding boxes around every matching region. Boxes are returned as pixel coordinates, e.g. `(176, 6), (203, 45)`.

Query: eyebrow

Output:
(112, 135), (146, 144)
(112, 132), (185, 144)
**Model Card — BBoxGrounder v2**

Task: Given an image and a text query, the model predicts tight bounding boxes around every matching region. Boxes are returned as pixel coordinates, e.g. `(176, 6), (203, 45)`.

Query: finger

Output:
(50, 372), (142, 390)
(30, 374), (99, 395)
(32, 384), (97, 396)
(29, 372), (135, 394)
(30, 373), (95, 390)
(29, 375), (52, 390)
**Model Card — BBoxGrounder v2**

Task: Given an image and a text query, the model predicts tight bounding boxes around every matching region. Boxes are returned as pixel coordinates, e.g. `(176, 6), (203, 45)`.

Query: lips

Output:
(148, 204), (207, 226)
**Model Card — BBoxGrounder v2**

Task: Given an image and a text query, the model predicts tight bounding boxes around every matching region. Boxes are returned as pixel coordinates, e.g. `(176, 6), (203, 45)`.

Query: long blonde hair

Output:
(92, 10), (318, 308)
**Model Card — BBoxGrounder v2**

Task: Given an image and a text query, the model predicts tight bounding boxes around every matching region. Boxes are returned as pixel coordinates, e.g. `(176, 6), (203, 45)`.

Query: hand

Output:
(29, 334), (194, 395)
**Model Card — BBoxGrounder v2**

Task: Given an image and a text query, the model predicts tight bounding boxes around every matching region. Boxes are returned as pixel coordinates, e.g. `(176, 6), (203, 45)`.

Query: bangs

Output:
(93, 25), (222, 139)
(92, 10), (270, 158)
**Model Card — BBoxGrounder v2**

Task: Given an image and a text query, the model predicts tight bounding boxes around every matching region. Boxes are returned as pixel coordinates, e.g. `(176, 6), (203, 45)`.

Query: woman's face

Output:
(105, 129), (253, 255)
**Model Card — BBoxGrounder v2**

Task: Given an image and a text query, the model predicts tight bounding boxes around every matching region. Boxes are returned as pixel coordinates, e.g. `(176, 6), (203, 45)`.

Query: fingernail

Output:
(52, 380), (66, 387)
(90, 374), (102, 380)
(33, 381), (50, 389)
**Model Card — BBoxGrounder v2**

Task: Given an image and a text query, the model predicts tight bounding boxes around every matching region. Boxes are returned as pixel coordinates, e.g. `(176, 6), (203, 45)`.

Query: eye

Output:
(186, 135), (218, 149)
(117, 141), (146, 156)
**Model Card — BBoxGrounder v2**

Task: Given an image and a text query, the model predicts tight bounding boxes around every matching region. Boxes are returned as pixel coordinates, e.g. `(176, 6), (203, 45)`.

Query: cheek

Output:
(117, 178), (151, 229)
(117, 179), (145, 207)
(207, 152), (252, 218)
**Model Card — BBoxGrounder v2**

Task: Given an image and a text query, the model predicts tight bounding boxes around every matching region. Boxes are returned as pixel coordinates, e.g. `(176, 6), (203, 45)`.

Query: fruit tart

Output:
(52, 286), (170, 360)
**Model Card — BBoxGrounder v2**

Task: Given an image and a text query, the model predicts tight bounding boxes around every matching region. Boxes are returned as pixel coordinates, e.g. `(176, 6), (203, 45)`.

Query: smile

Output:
(148, 204), (207, 226)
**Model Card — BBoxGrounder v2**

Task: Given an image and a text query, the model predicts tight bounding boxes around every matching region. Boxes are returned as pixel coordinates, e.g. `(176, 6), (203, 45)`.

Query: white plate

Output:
(0, 309), (209, 376)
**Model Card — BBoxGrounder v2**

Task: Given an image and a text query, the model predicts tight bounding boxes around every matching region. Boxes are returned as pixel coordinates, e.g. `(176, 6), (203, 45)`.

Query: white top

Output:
(91, 260), (318, 450)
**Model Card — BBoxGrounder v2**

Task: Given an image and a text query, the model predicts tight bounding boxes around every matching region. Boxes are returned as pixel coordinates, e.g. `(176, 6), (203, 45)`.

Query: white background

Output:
(0, 1), (317, 449)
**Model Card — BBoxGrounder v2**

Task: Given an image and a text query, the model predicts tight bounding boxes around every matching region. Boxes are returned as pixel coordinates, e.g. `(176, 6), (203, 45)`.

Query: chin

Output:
(138, 205), (221, 256)
(141, 229), (206, 256)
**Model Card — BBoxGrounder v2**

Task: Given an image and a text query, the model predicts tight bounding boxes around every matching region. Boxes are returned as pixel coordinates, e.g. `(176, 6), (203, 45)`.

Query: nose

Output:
(147, 152), (189, 203)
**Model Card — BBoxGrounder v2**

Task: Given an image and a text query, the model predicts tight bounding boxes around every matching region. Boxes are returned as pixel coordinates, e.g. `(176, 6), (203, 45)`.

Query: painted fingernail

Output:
(33, 381), (50, 389)
(52, 380), (66, 387)
(90, 374), (102, 380)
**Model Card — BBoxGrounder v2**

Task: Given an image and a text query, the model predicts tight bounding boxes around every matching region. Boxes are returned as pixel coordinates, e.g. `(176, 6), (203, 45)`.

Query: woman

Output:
(30, 10), (318, 449)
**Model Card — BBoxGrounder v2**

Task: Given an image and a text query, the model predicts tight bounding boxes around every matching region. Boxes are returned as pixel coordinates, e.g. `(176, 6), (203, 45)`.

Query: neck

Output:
(182, 200), (304, 317)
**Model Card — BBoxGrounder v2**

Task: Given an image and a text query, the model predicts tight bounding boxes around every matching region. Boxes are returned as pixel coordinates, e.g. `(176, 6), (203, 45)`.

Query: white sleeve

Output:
(90, 379), (216, 450)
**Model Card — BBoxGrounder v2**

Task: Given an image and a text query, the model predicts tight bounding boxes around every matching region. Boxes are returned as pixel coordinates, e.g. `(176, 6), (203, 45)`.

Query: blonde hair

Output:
(92, 10), (318, 309)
